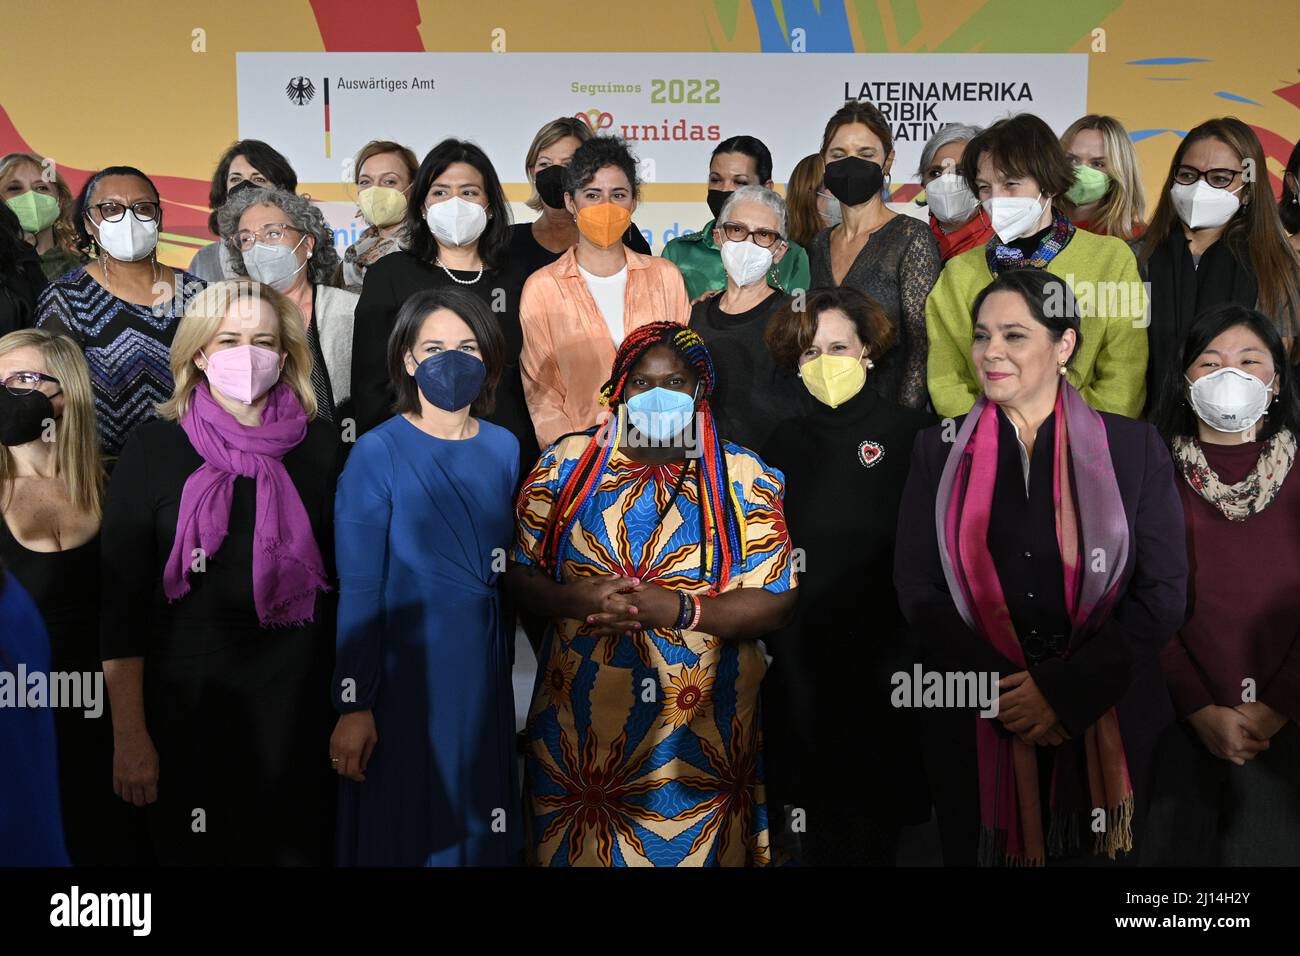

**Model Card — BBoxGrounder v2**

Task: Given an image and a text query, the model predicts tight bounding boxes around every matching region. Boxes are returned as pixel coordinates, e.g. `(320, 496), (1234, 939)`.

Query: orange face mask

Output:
(575, 202), (633, 248)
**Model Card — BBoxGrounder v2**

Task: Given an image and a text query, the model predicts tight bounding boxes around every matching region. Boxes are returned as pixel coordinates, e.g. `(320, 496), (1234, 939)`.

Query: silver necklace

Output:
(435, 256), (483, 285)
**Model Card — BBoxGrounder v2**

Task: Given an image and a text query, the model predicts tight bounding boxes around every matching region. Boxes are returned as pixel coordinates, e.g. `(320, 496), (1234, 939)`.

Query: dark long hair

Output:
(1280, 136), (1300, 236)
(386, 285), (505, 418)
(407, 139), (512, 271)
(1140, 118), (1300, 350)
(73, 165), (161, 257)
(206, 140), (298, 236)
(1150, 303), (1300, 443)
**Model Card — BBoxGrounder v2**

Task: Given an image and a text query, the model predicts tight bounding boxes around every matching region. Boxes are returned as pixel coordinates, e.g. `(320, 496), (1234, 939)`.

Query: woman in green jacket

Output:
(662, 135), (810, 301)
(925, 114), (1148, 420)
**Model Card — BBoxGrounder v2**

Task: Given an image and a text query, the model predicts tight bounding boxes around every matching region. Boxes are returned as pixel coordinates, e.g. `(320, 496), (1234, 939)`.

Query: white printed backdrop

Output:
(238, 52), (1087, 251)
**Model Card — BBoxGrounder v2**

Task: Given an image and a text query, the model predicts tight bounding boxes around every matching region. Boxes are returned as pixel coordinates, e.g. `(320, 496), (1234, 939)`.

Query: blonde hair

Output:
(1059, 115), (1147, 241)
(0, 152), (82, 257)
(157, 279), (318, 421)
(352, 140), (419, 185)
(523, 118), (592, 212)
(0, 329), (104, 518)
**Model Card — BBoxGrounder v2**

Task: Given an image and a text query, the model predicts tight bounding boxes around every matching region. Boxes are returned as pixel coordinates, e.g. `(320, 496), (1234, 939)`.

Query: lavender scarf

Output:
(163, 381), (327, 626)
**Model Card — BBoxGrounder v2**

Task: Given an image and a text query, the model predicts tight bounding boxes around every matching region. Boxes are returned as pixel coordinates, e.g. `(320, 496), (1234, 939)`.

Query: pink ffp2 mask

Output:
(201, 344), (283, 405)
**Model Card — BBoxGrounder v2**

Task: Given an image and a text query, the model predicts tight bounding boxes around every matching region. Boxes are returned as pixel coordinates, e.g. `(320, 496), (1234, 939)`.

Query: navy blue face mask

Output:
(413, 350), (486, 412)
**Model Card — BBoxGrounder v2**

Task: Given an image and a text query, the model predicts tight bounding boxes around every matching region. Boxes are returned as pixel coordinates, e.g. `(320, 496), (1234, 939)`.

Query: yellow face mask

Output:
(358, 185), (409, 228)
(800, 346), (868, 408)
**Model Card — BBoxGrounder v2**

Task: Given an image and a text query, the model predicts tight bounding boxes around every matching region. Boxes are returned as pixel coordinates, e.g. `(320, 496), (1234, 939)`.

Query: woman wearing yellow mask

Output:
(758, 286), (936, 865)
(519, 136), (689, 449)
(335, 140), (419, 293)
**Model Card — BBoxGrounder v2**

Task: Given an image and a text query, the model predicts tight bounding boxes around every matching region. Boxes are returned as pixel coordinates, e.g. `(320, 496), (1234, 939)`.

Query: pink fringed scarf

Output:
(935, 382), (1134, 865)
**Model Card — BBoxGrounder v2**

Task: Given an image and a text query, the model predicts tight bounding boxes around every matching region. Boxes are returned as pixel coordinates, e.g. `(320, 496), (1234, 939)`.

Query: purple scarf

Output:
(163, 381), (328, 627)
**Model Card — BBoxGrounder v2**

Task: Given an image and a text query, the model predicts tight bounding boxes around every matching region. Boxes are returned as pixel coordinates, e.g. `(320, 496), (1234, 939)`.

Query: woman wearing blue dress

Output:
(329, 286), (522, 866)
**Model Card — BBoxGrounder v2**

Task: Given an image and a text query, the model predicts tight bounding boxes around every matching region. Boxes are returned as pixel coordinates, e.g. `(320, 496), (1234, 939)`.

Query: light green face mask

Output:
(5, 191), (61, 234)
(1065, 164), (1110, 206)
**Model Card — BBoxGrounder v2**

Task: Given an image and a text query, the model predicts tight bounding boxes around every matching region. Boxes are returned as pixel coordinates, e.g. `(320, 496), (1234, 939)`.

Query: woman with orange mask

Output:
(519, 137), (689, 449)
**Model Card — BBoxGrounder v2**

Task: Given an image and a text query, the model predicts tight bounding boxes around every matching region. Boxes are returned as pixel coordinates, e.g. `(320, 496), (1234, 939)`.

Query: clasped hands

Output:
(996, 671), (1069, 747)
(560, 568), (681, 637)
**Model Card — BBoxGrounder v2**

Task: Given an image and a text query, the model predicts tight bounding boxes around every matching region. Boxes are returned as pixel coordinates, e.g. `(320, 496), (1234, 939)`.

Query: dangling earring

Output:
(865, 358), (875, 369)
(1058, 362), (1068, 376)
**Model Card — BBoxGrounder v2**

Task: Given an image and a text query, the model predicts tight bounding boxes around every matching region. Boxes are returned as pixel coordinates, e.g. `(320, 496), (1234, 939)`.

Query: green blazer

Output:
(662, 218), (810, 300)
(925, 229), (1149, 419)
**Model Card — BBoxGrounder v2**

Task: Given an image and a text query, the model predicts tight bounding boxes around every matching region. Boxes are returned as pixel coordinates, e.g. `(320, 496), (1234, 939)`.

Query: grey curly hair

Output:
(218, 186), (341, 284)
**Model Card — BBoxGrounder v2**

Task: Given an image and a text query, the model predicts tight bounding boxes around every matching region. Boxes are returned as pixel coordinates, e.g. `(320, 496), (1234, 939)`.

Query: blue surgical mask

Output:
(625, 385), (697, 443)
(413, 350), (486, 412)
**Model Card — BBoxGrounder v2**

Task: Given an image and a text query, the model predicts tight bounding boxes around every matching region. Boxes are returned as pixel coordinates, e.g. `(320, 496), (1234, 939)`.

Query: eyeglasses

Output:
(1173, 165), (1243, 190)
(3, 370), (61, 396)
(89, 201), (160, 223)
(719, 221), (784, 248)
(234, 223), (302, 252)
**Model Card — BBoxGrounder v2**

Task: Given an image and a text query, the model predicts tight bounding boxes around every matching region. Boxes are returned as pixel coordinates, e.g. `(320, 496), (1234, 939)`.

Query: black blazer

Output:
(893, 409), (1189, 738)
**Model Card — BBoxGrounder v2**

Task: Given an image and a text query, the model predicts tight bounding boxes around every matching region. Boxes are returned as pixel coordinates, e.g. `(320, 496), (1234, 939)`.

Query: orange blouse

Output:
(519, 246), (689, 448)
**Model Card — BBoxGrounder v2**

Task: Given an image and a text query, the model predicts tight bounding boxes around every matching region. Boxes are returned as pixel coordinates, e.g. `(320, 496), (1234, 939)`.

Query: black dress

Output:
(507, 220), (651, 280)
(0, 520), (150, 864)
(350, 251), (539, 481)
(687, 289), (809, 452)
(99, 417), (340, 865)
(760, 386), (936, 863)
(894, 408), (1189, 865)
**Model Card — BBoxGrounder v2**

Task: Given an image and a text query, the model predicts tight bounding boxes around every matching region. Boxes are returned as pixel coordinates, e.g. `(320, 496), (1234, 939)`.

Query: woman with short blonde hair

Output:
(158, 278), (317, 422)
(1058, 115), (1147, 242)
(100, 276), (339, 865)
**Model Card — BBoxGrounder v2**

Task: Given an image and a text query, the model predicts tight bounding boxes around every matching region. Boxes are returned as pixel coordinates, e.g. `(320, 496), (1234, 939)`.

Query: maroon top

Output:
(1162, 438), (1300, 722)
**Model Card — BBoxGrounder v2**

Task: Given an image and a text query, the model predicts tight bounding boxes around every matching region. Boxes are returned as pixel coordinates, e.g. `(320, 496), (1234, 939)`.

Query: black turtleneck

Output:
(759, 385), (936, 818)
(688, 289), (807, 451)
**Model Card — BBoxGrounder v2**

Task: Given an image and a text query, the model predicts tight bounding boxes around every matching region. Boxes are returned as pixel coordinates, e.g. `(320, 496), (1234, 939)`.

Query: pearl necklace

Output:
(435, 256), (483, 285)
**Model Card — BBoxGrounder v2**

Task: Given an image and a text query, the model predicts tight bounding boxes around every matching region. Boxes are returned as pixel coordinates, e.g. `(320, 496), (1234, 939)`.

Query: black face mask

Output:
(823, 157), (885, 207)
(225, 178), (262, 203)
(534, 165), (567, 210)
(706, 188), (731, 221)
(0, 387), (54, 447)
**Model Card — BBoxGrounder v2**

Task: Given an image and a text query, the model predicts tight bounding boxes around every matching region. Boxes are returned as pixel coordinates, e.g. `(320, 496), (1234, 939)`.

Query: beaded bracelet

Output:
(675, 590), (693, 630)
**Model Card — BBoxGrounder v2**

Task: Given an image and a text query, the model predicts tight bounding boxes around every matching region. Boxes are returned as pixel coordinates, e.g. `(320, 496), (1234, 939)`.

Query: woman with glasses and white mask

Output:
(335, 140), (419, 293)
(220, 186), (357, 427)
(1145, 304), (1300, 865)
(1139, 118), (1300, 406)
(686, 185), (808, 451)
(100, 278), (339, 865)
(34, 166), (206, 465)
(915, 124), (994, 262)
(0, 329), (146, 864)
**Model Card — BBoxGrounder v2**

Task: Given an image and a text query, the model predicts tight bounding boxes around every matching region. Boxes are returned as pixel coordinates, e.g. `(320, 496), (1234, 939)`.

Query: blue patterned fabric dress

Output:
(35, 267), (205, 457)
(512, 433), (796, 866)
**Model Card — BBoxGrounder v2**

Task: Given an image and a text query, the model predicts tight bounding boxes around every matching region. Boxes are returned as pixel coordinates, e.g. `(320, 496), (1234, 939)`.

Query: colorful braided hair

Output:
(536, 322), (747, 592)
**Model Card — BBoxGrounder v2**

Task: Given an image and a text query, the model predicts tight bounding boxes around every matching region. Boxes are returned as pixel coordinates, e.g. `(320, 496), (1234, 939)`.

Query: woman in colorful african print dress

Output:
(507, 322), (798, 866)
